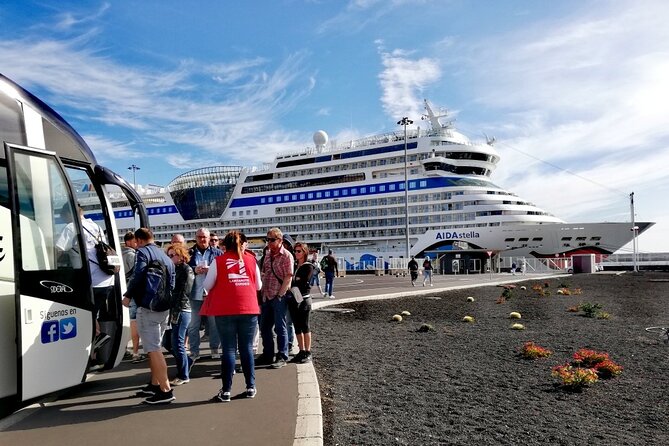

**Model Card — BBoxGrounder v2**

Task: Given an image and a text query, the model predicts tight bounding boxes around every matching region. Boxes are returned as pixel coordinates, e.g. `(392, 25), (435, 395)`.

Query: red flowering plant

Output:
(552, 364), (599, 389)
(520, 341), (553, 359)
(572, 349), (610, 368)
(593, 359), (624, 379)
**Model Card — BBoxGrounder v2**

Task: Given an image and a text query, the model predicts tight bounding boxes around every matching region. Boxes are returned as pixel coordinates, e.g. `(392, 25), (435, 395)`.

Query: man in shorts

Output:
(123, 228), (176, 405)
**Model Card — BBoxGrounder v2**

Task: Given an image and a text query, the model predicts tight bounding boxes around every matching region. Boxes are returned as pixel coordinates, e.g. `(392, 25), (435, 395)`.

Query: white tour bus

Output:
(0, 74), (149, 415)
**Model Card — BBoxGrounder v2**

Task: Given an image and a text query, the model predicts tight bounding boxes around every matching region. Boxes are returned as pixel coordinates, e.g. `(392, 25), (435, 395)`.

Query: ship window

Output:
(308, 193), (313, 199)
(575, 237), (586, 241)
(291, 194), (297, 201)
(518, 238), (529, 242)
(316, 192), (322, 198)
(532, 237), (543, 241)
(561, 237), (572, 241)
(299, 194), (305, 199)
(420, 180), (427, 187)
(389, 184), (395, 191)
(325, 191), (330, 197)
(370, 186), (376, 193)
(360, 187), (366, 193)
(504, 238), (515, 242)
(590, 236), (601, 241)
(232, 211), (237, 216)
(276, 196), (281, 202)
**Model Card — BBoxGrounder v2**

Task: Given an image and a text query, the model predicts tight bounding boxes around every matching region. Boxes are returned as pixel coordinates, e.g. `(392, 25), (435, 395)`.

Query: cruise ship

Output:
(89, 100), (653, 272)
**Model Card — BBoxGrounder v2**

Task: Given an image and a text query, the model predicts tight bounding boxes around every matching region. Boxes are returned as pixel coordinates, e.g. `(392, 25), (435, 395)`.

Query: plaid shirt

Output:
(261, 245), (294, 300)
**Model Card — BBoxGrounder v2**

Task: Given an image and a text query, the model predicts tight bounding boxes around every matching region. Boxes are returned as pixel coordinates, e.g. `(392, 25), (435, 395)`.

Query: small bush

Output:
(520, 341), (552, 359)
(572, 349), (610, 368)
(579, 302), (602, 318)
(552, 364), (599, 389)
(594, 359), (623, 378)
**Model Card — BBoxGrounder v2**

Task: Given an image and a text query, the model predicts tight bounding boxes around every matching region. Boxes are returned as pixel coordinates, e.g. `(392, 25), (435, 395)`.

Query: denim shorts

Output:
(136, 307), (169, 353)
(129, 300), (138, 320)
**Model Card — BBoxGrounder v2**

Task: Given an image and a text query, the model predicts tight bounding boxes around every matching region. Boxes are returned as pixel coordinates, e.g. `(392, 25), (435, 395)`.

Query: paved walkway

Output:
(0, 272), (563, 446)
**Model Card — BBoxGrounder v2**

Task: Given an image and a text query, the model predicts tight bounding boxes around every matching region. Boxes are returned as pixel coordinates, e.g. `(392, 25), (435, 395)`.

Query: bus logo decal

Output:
(59, 317), (77, 340)
(41, 321), (59, 344)
(40, 280), (74, 293)
(40, 317), (77, 343)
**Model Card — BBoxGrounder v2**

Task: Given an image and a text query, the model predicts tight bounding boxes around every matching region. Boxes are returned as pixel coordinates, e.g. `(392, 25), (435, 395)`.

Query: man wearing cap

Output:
(258, 227), (294, 369)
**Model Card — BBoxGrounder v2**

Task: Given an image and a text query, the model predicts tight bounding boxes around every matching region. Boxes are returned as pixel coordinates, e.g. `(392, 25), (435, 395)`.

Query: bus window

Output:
(64, 166), (112, 239)
(13, 151), (76, 272)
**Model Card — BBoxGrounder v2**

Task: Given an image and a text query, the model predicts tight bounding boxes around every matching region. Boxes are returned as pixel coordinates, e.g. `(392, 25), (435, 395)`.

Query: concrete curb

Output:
(294, 273), (568, 445)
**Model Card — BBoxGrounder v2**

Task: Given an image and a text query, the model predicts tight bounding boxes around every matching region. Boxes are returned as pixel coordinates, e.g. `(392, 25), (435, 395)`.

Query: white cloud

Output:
(377, 48), (441, 120)
(434, 1), (669, 251)
(0, 32), (315, 165)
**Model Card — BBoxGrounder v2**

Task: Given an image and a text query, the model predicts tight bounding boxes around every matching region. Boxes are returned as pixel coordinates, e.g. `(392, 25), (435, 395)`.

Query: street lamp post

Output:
(128, 164), (140, 190)
(397, 117), (413, 261)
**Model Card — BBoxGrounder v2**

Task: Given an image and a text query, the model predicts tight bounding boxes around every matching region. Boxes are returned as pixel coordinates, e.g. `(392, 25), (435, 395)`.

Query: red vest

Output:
(200, 252), (259, 316)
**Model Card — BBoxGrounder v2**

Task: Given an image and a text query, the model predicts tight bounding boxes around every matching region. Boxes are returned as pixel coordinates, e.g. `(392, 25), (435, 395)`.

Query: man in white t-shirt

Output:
(56, 205), (115, 353)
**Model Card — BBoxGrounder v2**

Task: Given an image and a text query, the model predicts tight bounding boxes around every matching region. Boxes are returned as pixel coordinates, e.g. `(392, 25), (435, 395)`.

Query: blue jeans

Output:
(215, 315), (258, 392)
(324, 271), (335, 296)
(171, 311), (192, 380)
(310, 273), (320, 287)
(260, 297), (288, 360)
(188, 299), (220, 356)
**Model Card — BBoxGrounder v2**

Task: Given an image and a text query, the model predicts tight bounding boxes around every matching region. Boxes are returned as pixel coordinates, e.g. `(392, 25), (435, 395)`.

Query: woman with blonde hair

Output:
(202, 231), (262, 402)
(166, 243), (194, 385)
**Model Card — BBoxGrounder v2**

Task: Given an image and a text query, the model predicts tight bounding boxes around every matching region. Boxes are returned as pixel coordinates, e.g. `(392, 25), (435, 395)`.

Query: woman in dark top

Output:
(287, 242), (315, 363)
(166, 243), (194, 385)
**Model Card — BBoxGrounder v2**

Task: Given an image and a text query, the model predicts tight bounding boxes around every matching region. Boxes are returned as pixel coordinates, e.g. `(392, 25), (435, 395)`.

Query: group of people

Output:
(408, 255), (434, 287)
(119, 226), (335, 405)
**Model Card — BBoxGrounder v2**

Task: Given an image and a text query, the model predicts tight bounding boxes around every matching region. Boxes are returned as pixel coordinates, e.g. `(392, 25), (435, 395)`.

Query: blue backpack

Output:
(140, 248), (172, 312)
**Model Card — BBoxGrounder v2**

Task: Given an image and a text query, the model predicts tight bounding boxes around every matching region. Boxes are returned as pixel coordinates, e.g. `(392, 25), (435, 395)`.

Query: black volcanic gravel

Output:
(312, 272), (669, 445)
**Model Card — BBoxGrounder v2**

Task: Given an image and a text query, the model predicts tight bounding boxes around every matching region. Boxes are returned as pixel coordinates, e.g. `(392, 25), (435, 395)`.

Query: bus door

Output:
(5, 143), (94, 402)
(62, 163), (131, 370)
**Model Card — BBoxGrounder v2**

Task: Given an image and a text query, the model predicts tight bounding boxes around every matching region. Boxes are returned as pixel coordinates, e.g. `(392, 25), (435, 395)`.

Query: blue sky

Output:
(1, 0), (668, 252)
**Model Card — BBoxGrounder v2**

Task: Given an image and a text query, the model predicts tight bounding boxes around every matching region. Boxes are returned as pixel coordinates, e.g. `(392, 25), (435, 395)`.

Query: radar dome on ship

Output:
(313, 130), (328, 147)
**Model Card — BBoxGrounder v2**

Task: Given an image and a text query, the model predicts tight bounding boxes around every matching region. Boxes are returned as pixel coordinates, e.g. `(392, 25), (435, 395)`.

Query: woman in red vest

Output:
(202, 230), (262, 402)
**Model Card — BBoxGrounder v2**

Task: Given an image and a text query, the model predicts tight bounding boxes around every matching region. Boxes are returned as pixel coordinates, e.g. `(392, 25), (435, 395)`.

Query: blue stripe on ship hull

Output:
(229, 176), (495, 208)
(86, 205), (179, 221)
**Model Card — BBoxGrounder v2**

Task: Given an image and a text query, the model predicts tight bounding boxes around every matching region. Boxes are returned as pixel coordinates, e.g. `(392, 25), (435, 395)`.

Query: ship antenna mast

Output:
(422, 99), (454, 136)
(630, 192), (639, 273)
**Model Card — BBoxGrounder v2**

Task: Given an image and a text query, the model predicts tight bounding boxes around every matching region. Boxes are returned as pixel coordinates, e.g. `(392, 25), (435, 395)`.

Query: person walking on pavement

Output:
(422, 256), (433, 287)
(187, 228), (223, 361)
(309, 253), (324, 297)
(202, 230), (262, 402)
(258, 227), (294, 369)
(123, 228), (176, 404)
(408, 256), (419, 287)
(322, 250), (338, 298)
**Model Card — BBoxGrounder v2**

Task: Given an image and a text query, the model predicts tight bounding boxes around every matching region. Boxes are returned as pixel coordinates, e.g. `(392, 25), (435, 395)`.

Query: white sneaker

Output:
(328, 294), (335, 299)
(170, 378), (190, 386)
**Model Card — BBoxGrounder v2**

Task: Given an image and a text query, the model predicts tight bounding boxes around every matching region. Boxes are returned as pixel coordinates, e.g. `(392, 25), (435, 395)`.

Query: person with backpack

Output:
(258, 227), (294, 369)
(321, 250), (338, 299)
(56, 204), (115, 357)
(422, 256), (434, 287)
(123, 228), (176, 405)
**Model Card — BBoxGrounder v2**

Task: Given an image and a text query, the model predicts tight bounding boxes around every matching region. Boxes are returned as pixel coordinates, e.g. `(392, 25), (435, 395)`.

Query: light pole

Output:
(128, 164), (140, 190)
(397, 117), (413, 261)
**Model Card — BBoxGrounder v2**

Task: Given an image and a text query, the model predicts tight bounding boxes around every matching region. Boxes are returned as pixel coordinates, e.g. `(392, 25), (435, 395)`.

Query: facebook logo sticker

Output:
(60, 317), (77, 340)
(41, 321), (59, 344)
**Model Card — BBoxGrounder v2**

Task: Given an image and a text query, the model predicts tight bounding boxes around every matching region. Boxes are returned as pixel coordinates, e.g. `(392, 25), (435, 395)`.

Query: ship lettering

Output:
(435, 231), (480, 240)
